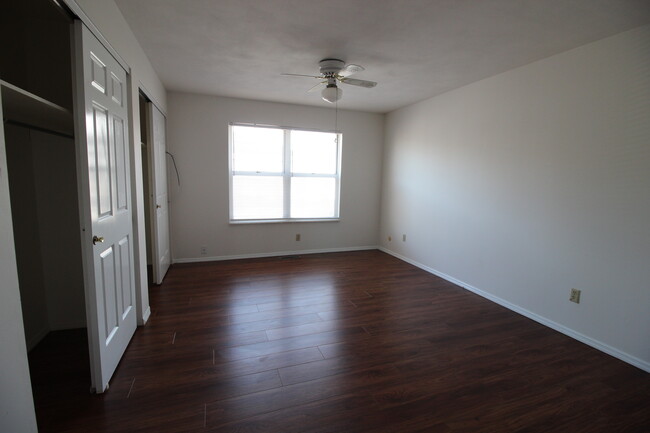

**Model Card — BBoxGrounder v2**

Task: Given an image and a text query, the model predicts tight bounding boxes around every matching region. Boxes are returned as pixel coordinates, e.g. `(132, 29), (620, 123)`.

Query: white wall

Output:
(381, 25), (650, 371)
(73, 0), (168, 323)
(4, 125), (49, 350)
(0, 99), (38, 433)
(5, 126), (86, 350)
(32, 131), (86, 331)
(167, 93), (384, 261)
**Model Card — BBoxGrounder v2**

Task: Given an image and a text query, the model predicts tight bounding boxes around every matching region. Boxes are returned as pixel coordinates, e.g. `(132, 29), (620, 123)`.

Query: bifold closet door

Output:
(73, 21), (137, 393)
(148, 102), (170, 284)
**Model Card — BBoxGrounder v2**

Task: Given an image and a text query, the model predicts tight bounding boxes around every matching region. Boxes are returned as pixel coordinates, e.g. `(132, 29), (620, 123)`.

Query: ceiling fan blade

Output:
(339, 64), (364, 77)
(307, 81), (327, 93)
(281, 73), (322, 79)
(340, 77), (377, 88)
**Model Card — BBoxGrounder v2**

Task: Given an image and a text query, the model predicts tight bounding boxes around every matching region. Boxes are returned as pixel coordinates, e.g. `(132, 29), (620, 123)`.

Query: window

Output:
(229, 124), (341, 222)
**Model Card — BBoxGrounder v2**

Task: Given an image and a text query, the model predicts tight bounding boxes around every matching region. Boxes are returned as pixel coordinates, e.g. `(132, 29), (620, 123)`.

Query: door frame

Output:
(61, 0), (151, 328)
(139, 90), (172, 285)
(72, 20), (140, 393)
(145, 100), (171, 285)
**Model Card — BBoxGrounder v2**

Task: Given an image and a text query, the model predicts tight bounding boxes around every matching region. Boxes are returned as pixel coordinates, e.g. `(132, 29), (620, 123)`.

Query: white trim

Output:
(228, 125), (234, 223)
(142, 306), (151, 324)
(61, 1), (131, 73)
(230, 218), (340, 225)
(138, 82), (166, 117)
(283, 129), (291, 219)
(132, 80), (148, 326)
(231, 122), (340, 134)
(173, 246), (378, 264)
(229, 124), (341, 221)
(379, 247), (650, 373)
(26, 326), (50, 352)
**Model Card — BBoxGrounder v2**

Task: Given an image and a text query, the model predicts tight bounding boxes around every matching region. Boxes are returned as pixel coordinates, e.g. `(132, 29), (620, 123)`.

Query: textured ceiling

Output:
(115, 0), (650, 113)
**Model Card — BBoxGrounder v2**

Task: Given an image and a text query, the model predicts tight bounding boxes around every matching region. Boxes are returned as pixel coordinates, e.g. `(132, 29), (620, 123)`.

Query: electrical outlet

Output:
(402, 234), (406, 242)
(569, 288), (581, 304)
(295, 234), (301, 241)
(200, 246), (207, 255)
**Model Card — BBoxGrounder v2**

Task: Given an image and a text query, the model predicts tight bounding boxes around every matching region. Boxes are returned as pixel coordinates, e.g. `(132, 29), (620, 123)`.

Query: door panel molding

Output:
(73, 21), (137, 393)
(62, 0), (130, 73)
(147, 102), (171, 285)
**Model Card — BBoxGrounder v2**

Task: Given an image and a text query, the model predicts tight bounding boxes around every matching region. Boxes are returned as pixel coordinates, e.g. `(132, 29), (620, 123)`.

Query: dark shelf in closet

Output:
(1, 80), (73, 137)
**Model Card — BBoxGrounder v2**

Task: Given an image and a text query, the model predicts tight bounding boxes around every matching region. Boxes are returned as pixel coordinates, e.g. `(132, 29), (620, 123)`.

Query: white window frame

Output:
(229, 123), (342, 223)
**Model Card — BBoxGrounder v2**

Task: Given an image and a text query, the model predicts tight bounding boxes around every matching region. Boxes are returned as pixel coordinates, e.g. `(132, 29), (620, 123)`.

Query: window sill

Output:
(229, 218), (340, 225)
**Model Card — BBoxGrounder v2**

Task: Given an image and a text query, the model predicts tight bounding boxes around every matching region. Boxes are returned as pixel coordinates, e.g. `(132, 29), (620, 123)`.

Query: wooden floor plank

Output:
(28, 250), (650, 432)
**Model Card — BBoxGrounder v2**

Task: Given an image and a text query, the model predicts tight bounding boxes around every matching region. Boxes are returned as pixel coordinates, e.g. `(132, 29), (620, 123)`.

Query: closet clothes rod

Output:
(4, 118), (75, 140)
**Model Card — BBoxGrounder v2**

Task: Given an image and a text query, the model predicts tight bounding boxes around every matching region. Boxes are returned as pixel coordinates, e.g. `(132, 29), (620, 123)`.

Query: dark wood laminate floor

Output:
(30, 250), (650, 432)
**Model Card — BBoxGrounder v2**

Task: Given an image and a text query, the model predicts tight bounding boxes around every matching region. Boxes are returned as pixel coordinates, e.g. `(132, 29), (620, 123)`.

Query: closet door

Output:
(73, 21), (137, 393)
(148, 102), (170, 284)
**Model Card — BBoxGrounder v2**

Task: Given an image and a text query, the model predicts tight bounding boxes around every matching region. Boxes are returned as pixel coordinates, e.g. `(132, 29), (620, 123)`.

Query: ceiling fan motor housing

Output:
(319, 58), (345, 75)
(279, 58), (374, 102)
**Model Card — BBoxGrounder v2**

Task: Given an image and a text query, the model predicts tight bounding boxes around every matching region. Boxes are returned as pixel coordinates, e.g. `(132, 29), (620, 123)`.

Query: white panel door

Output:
(73, 22), (137, 393)
(148, 102), (170, 284)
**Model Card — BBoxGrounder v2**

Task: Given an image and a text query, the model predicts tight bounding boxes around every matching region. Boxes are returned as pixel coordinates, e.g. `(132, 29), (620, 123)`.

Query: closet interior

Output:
(1, 0), (87, 352)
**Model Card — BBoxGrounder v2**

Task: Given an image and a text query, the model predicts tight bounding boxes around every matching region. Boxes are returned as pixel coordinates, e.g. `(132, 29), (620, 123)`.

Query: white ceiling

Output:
(115, 0), (650, 113)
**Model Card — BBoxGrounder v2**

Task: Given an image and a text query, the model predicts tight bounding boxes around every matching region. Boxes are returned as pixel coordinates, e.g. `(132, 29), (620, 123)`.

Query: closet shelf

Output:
(1, 80), (73, 136)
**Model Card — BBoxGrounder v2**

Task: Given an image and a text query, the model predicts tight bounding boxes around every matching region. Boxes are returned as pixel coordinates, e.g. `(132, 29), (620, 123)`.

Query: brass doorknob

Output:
(92, 235), (105, 245)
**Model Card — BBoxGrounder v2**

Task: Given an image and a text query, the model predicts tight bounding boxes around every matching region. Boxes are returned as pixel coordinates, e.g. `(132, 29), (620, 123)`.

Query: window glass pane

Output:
(291, 177), (337, 218)
(291, 130), (338, 174)
(232, 126), (283, 172)
(232, 175), (283, 219)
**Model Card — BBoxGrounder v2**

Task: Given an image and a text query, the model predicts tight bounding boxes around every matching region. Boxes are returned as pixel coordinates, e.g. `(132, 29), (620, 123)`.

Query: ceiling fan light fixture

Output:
(282, 59), (375, 102)
(322, 85), (342, 103)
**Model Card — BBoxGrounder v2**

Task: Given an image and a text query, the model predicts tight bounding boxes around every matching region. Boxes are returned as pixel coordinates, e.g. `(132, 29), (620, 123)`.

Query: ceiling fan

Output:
(282, 58), (377, 103)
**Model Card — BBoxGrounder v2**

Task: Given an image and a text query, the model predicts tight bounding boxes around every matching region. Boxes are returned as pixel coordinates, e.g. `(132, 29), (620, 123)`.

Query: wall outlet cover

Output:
(570, 288), (581, 304)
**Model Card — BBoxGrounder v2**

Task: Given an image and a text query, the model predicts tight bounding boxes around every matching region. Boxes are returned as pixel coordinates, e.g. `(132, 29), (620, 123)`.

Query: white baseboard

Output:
(379, 247), (650, 373)
(26, 326), (50, 351)
(141, 306), (151, 325)
(172, 246), (379, 264)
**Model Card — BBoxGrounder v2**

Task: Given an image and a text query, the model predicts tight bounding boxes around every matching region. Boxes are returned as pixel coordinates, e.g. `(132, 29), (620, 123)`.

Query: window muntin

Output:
(230, 124), (341, 222)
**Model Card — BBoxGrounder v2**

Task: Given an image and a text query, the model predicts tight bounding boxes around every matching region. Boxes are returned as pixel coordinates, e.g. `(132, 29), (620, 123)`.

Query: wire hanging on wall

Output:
(166, 151), (181, 186)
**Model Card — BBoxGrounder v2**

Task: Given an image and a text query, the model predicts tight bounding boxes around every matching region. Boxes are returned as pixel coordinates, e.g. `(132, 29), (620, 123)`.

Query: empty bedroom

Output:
(0, 0), (648, 432)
